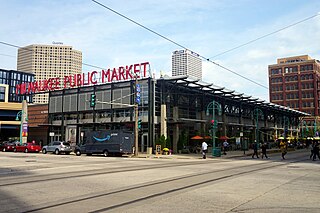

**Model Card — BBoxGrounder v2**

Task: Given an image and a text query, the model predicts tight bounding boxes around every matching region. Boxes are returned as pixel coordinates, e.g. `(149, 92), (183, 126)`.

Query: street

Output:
(0, 150), (319, 213)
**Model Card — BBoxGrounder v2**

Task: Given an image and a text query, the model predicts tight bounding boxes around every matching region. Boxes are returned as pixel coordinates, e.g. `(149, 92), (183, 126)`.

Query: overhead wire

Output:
(92, 0), (319, 90)
(90, 0), (264, 90)
(209, 13), (320, 59)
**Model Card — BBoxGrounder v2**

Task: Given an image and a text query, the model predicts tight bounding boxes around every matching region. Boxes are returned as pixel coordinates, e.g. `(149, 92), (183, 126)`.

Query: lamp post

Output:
(206, 100), (221, 157)
(15, 110), (28, 145)
(301, 120), (307, 138)
(283, 116), (290, 140)
(253, 108), (263, 149)
(314, 118), (317, 137)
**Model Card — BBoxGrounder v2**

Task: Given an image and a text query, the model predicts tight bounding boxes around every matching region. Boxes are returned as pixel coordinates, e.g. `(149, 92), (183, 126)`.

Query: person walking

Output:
(312, 141), (320, 161)
(223, 140), (229, 155)
(252, 141), (259, 158)
(279, 140), (287, 160)
(261, 143), (268, 159)
(310, 141), (315, 160)
(202, 141), (208, 159)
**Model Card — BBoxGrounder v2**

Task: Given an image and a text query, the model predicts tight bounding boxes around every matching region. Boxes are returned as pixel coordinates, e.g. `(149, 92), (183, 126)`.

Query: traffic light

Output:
(138, 119), (142, 129)
(211, 119), (218, 129)
(90, 94), (96, 107)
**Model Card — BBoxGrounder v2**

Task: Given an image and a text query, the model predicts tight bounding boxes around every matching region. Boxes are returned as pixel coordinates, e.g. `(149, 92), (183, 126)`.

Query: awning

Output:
(190, 135), (204, 140)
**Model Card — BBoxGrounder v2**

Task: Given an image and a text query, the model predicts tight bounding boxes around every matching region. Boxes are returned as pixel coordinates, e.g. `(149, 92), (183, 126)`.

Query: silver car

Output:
(42, 141), (72, 155)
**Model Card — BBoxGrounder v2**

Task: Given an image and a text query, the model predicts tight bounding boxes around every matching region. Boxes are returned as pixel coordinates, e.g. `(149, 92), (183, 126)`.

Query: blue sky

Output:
(0, 0), (320, 101)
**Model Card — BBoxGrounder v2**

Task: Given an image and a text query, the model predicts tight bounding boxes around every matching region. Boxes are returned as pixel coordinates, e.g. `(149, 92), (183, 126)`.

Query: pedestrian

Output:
(309, 141), (314, 159)
(312, 141), (320, 161)
(202, 141), (208, 159)
(279, 140), (287, 160)
(261, 143), (268, 159)
(252, 141), (259, 158)
(223, 140), (229, 155)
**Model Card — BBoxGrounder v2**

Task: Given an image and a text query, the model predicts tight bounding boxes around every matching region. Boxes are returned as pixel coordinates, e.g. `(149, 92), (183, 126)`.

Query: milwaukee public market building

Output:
(17, 62), (308, 153)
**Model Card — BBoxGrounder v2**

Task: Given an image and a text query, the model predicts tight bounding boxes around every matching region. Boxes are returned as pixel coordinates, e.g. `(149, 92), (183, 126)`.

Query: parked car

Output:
(42, 141), (72, 155)
(14, 142), (42, 153)
(1, 142), (17, 152)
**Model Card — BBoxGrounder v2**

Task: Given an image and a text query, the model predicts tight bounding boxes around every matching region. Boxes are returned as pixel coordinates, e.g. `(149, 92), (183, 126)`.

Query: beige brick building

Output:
(17, 44), (82, 104)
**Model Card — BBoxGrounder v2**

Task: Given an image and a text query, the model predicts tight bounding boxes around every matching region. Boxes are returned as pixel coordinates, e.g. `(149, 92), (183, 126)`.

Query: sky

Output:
(0, 0), (320, 101)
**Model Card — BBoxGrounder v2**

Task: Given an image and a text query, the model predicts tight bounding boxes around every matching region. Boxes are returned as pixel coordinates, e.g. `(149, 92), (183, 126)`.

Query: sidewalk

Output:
(132, 148), (288, 160)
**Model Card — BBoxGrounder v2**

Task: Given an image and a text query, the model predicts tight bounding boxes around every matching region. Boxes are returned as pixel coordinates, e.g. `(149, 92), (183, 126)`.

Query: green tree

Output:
(156, 135), (166, 149)
(178, 130), (188, 150)
(166, 136), (172, 149)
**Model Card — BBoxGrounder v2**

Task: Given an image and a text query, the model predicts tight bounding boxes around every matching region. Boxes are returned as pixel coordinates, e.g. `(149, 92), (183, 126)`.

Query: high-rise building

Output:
(0, 69), (34, 103)
(17, 44), (82, 104)
(172, 50), (202, 79)
(269, 55), (320, 117)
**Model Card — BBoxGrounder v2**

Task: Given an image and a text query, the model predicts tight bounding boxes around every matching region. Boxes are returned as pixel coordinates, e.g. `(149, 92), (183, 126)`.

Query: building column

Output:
(160, 104), (167, 138)
(172, 106), (179, 153)
(222, 105), (227, 136)
(173, 124), (179, 153)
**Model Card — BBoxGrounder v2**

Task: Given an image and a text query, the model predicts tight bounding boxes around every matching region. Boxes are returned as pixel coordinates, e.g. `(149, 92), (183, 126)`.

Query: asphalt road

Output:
(0, 149), (319, 213)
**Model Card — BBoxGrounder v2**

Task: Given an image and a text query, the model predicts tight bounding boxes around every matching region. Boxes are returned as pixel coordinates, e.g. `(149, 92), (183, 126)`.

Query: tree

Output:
(178, 130), (188, 151)
(166, 136), (172, 149)
(156, 135), (166, 149)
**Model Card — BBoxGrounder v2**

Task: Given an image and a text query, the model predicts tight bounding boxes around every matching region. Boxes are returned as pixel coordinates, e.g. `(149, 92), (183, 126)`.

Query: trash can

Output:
(212, 148), (221, 157)
(147, 147), (153, 155)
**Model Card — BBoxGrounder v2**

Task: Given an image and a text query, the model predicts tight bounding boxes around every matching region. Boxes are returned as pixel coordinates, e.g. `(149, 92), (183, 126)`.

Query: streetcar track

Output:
(22, 157), (308, 213)
(0, 159), (232, 187)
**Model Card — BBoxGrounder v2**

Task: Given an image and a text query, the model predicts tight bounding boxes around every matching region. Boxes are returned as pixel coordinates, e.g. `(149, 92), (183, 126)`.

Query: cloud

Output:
(0, 0), (320, 104)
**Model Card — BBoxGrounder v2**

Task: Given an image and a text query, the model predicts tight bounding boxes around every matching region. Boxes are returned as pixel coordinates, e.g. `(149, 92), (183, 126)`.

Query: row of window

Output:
(285, 84), (298, 91)
(272, 92), (315, 101)
(286, 93), (299, 99)
(271, 74), (315, 83)
(286, 102), (315, 109)
(271, 83), (314, 91)
(271, 64), (314, 75)
(271, 94), (283, 100)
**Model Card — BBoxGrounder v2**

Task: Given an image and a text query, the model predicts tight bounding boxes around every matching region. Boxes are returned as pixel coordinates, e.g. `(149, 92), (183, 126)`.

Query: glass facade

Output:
(0, 69), (34, 103)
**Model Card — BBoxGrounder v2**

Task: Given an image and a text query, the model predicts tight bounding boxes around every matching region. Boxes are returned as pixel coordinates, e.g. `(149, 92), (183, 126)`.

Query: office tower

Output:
(17, 44), (82, 104)
(269, 55), (320, 116)
(172, 49), (202, 79)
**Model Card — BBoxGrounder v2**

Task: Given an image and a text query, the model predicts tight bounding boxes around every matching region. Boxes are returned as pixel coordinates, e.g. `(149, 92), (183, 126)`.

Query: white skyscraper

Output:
(17, 44), (82, 104)
(172, 49), (202, 79)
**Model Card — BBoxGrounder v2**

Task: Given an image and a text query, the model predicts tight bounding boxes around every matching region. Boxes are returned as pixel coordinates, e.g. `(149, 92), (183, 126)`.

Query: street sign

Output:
(136, 97), (141, 104)
(49, 132), (55, 137)
(136, 84), (141, 92)
(136, 84), (141, 104)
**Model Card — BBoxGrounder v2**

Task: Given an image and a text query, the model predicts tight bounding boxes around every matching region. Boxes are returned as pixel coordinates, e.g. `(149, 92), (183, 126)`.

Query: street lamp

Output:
(253, 108), (263, 149)
(301, 120), (307, 138)
(314, 118), (317, 137)
(15, 110), (28, 145)
(283, 116), (290, 140)
(206, 100), (222, 157)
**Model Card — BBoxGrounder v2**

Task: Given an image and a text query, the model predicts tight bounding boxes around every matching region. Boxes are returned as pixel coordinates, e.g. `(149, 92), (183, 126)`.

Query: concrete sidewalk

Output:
(133, 148), (302, 160)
